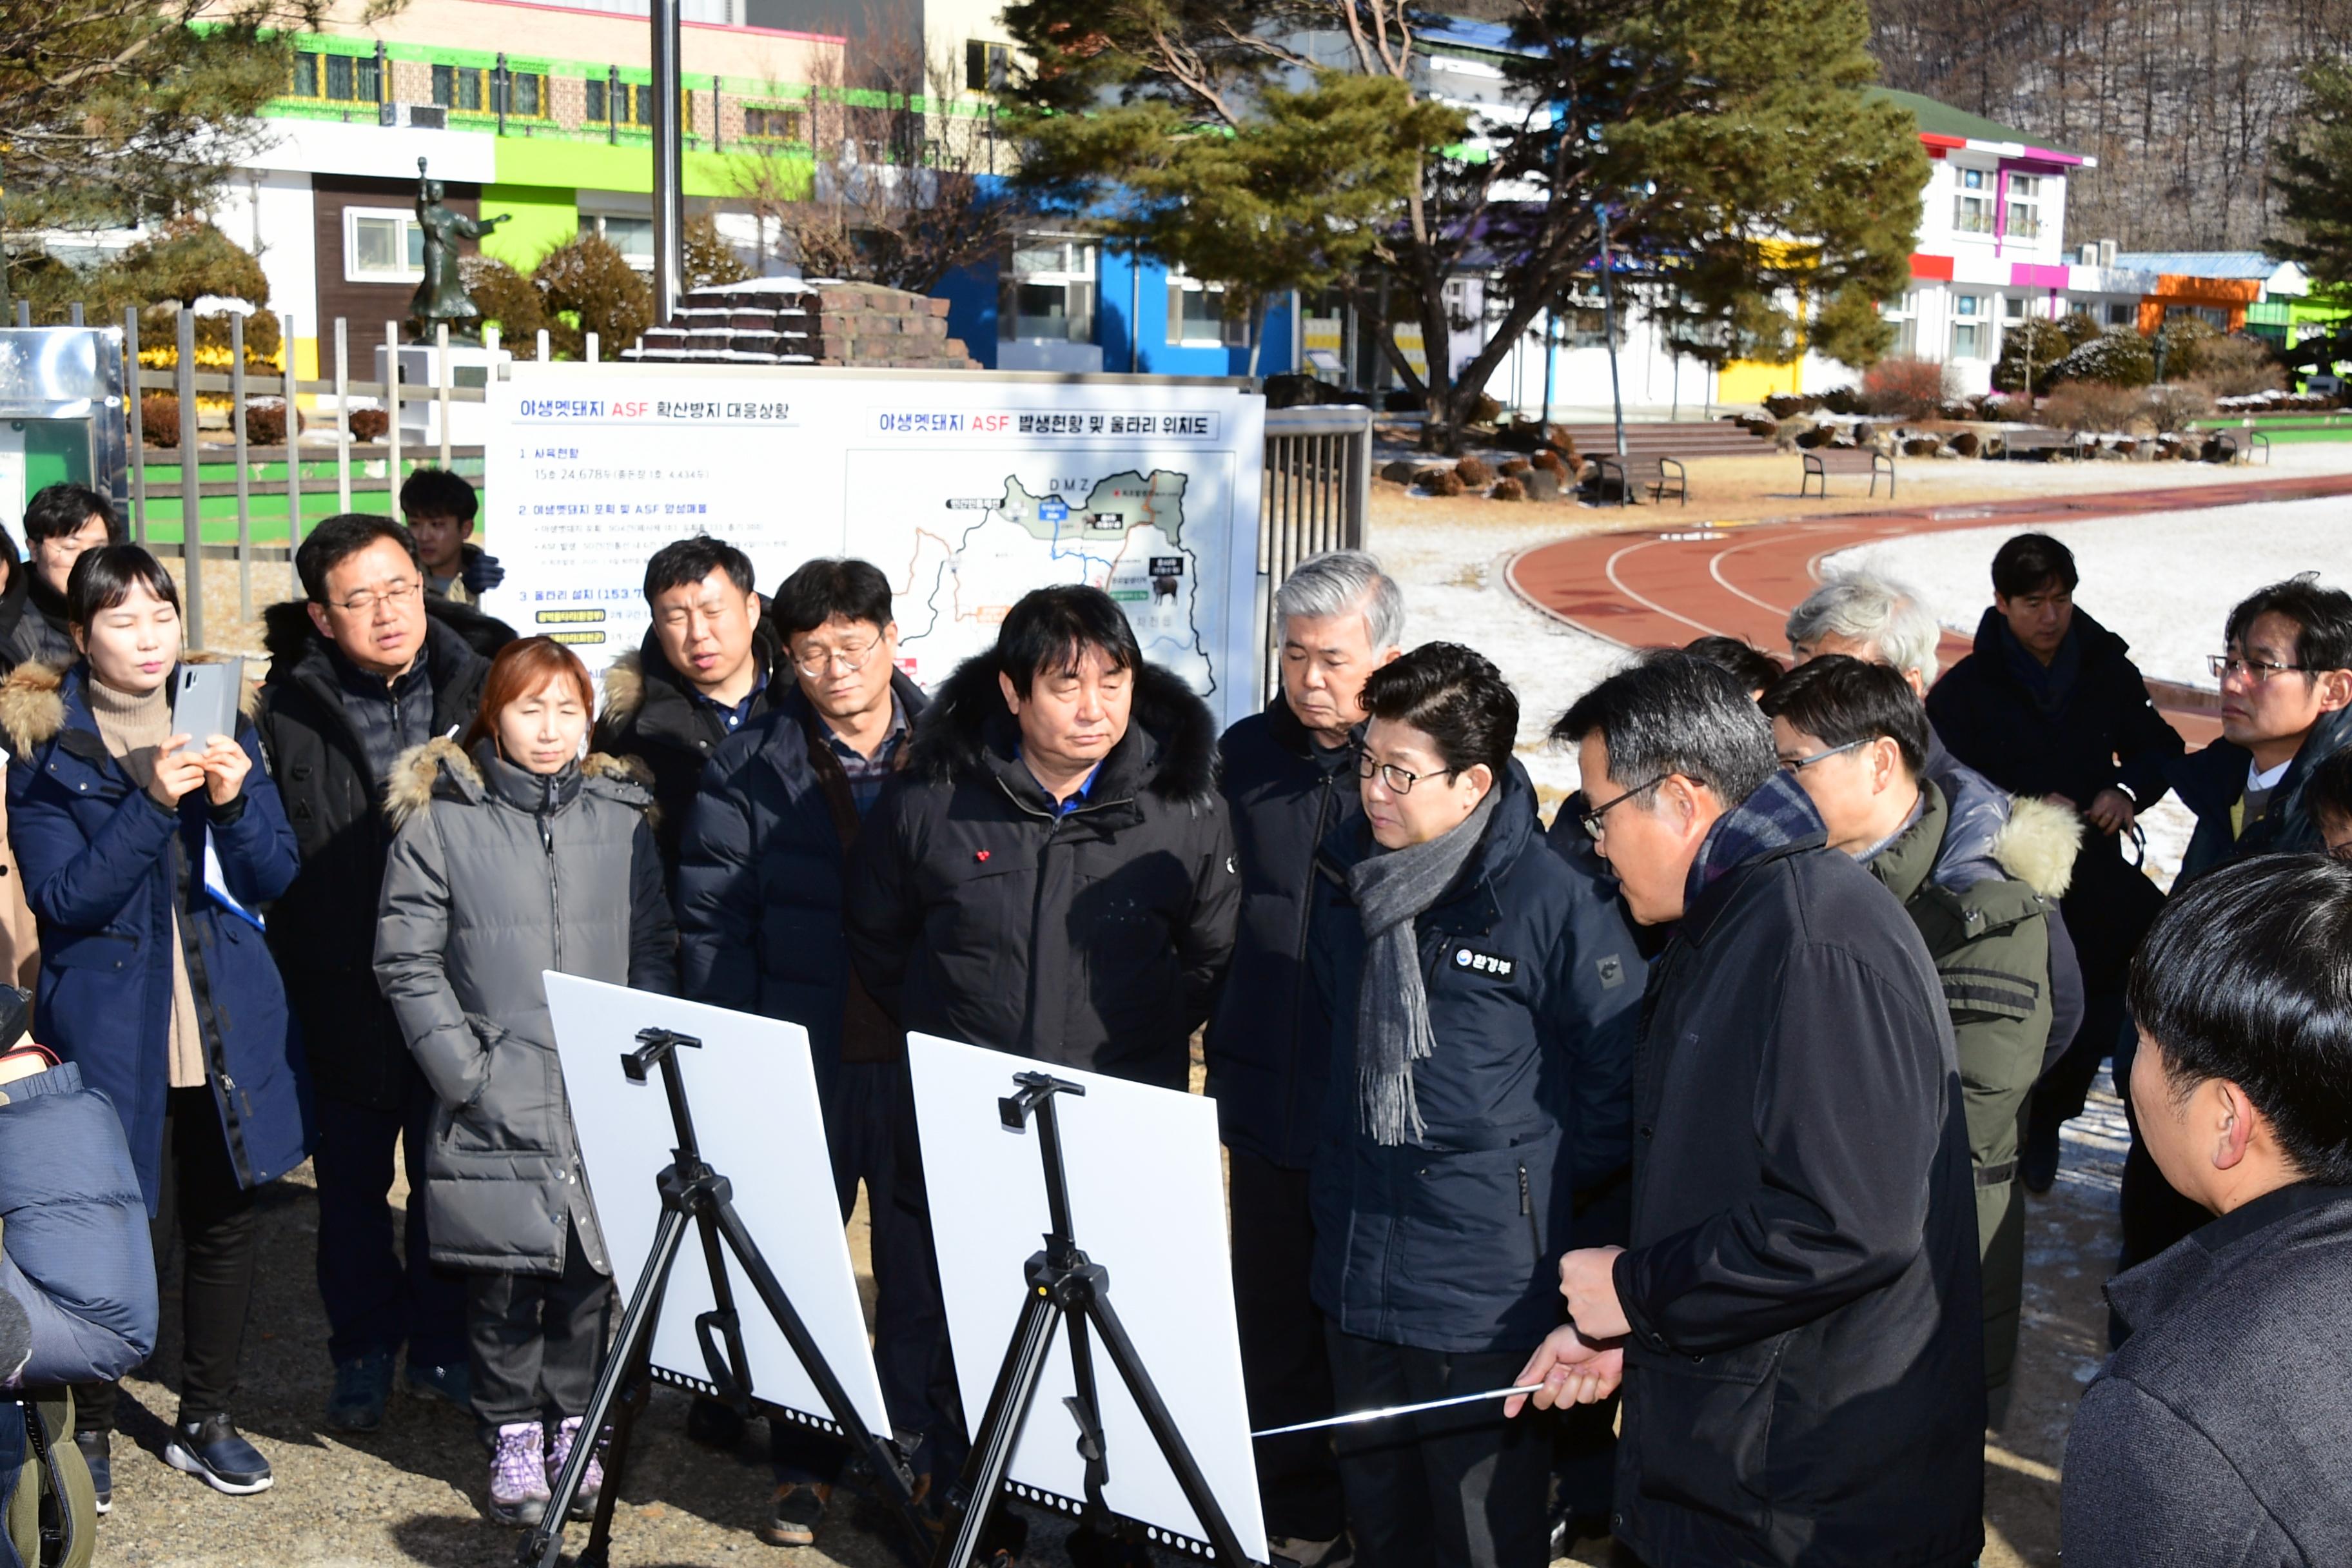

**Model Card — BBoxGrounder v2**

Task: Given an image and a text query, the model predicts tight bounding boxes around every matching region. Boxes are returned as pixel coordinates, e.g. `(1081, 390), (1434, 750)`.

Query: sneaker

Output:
(758, 1481), (831, 1547)
(72, 1430), (110, 1514)
(547, 1415), (603, 1521)
(1268, 1534), (1353, 1568)
(404, 1357), (470, 1411)
(162, 1413), (273, 1496)
(487, 1421), (550, 1527)
(326, 1348), (395, 1432)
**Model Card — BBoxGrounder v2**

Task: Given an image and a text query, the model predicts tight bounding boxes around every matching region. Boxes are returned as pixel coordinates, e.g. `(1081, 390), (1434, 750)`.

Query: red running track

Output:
(1506, 471), (2352, 746)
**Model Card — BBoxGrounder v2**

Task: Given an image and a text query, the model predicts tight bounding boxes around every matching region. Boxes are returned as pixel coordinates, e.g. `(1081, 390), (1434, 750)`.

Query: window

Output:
(295, 51), (380, 103)
(743, 104), (803, 141)
(966, 41), (1011, 92)
(433, 64), (485, 112)
(345, 208), (425, 284)
(498, 72), (545, 118)
(291, 54), (318, 97)
(1167, 270), (1246, 347)
(586, 80), (655, 126)
(585, 214), (655, 268)
(1952, 167), (1995, 235)
(1952, 294), (1984, 358)
(2005, 175), (2043, 240)
(999, 238), (1097, 341)
(2107, 302), (2135, 326)
(2003, 295), (2026, 320)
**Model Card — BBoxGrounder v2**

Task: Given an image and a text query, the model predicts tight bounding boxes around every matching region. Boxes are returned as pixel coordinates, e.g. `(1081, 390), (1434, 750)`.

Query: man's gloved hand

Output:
(461, 551), (506, 595)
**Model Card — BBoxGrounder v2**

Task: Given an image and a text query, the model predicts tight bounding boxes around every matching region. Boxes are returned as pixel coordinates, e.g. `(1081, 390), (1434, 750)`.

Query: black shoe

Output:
(2021, 1109), (2063, 1194)
(758, 1481), (831, 1547)
(685, 1394), (745, 1449)
(72, 1430), (110, 1514)
(163, 1413), (273, 1496)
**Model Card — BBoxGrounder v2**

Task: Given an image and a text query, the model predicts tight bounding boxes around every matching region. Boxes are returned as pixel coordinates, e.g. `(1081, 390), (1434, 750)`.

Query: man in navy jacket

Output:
(1204, 551), (1402, 1563)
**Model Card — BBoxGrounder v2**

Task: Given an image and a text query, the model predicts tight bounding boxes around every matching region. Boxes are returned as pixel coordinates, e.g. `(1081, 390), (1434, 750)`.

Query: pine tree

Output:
(2270, 59), (2352, 292)
(999, 0), (1925, 448)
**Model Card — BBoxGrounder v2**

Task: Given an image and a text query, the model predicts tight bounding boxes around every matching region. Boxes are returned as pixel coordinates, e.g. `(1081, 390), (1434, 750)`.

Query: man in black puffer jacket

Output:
(255, 515), (505, 1435)
(847, 584), (1237, 1092)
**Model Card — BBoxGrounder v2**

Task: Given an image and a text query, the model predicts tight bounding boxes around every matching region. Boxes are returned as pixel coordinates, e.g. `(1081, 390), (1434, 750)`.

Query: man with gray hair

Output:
(1206, 549), (1402, 1565)
(1518, 653), (1984, 1567)
(1785, 569), (1946, 695)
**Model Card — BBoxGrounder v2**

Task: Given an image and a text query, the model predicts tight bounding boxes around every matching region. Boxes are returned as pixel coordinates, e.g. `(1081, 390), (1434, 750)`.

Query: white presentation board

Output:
(907, 1032), (1266, 1561)
(544, 974), (892, 1446)
(478, 364), (1268, 729)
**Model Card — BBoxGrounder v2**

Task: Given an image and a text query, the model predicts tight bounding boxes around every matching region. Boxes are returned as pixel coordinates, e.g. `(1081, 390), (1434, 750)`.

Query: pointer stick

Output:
(1251, 1384), (1545, 1438)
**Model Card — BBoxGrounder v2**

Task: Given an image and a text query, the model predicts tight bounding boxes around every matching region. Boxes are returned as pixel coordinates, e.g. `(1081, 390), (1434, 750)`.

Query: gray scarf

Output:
(1346, 787), (1500, 1146)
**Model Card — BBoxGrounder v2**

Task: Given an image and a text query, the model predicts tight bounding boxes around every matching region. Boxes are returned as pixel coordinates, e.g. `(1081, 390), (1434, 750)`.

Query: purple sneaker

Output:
(487, 1422), (549, 1526)
(547, 1415), (603, 1520)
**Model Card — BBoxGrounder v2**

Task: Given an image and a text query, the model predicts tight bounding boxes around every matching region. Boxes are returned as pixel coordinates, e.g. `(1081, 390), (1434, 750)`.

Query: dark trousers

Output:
(773, 1057), (961, 1487)
(467, 1217), (612, 1437)
(2032, 986), (2129, 1132)
(77, 1086), (258, 1433)
(313, 1080), (468, 1368)
(1230, 1149), (1345, 1542)
(1326, 1331), (1551, 1568)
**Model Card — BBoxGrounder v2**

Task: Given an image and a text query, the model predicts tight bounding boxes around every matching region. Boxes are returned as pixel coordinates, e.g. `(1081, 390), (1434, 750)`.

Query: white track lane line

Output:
(1602, 538), (1729, 638)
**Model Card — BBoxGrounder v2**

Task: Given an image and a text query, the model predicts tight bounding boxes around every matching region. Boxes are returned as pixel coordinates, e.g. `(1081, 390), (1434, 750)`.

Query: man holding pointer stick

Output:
(1517, 654), (1984, 1568)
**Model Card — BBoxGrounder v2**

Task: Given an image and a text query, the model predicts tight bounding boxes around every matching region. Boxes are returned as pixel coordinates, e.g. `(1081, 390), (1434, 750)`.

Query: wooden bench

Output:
(1870, 451), (1896, 498)
(1649, 456), (1688, 506)
(1587, 454), (1632, 507)
(1799, 451), (1828, 498)
(2249, 429), (2272, 464)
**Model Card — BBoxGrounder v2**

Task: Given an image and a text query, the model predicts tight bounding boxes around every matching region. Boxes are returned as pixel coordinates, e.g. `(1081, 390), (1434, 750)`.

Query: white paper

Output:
(908, 1032), (1266, 1561)
(202, 829), (264, 930)
(478, 364), (1268, 730)
(545, 974), (892, 1444)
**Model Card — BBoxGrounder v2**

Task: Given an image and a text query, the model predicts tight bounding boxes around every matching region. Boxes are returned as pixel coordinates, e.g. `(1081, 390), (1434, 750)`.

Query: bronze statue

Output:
(410, 157), (511, 338)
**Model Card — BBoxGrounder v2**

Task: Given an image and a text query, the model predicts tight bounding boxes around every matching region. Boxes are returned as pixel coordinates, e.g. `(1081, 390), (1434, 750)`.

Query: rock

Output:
(1949, 431), (1981, 458)
(1379, 460), (1420, 485)
(1498, 457), (1532, 476)
(1903, 436), (1942, 457)
(1530, 449), (1566, 475)
(1490, 476), (1527, 501)
(1423, 469), (1466, 497)
(1455, 455), (1493, 486)
(1522, 466), (1562, 501)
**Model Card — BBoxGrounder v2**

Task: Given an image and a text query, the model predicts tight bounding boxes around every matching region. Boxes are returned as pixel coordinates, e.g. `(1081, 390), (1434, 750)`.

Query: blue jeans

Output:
(313, 1079), (469, 1369)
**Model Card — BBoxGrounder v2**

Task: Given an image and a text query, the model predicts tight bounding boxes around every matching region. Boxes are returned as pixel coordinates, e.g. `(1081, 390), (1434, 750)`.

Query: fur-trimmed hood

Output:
(596, 621), (783, 731)
(383, 735), (654, 830)
(0, 652), (258, 757)
(907, 649), (1219, 805)
(1990, 794), (2080, 900)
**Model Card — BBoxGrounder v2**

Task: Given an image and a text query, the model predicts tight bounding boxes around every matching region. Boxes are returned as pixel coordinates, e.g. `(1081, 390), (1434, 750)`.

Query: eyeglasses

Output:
(326, 580), (421, 614)
(1578, 775), (1669, 839)
(2208, 653), (2309, 682)
(1778, 736), (1871, 773)
(790, 638), (881, 679)
(1356, 749), (1455, 796)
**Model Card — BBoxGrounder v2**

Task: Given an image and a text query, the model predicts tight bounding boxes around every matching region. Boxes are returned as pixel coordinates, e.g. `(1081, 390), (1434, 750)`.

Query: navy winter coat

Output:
(677, 671), (929, 1080)
(1306, 762), (1643, 1355)
(1202, 698), (1362, 1168)
(1, 663), (310, 1215)
(2168, 707), (2352, 881)
(0, 1059), (156, 1388)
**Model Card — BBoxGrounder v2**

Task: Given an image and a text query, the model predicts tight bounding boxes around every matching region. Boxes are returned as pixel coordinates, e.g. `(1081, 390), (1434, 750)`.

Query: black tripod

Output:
(932, 1071), (1259, 1568)
(522, 1027), (930, 1568)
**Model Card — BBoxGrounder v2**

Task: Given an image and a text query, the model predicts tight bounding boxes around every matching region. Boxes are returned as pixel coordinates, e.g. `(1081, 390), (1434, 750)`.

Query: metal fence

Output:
(1257, 404), (1374, 698)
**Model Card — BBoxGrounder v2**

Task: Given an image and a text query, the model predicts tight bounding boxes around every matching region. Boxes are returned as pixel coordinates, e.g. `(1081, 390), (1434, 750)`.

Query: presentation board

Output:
(907, 1032), (1267, 1561)
(544, 974), (892, 1446)
(478, 364), (1268, 729)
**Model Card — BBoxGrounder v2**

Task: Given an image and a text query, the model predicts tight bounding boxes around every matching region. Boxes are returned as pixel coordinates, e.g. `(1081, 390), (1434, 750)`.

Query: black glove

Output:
(461, 551), (506, 594)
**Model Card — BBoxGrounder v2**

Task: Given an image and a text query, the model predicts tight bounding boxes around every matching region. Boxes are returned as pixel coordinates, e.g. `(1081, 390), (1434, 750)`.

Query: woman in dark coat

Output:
(1306, 643), (1643, 1568)
(0, 545), (306, 1505)
(374, 636), (675, 1530)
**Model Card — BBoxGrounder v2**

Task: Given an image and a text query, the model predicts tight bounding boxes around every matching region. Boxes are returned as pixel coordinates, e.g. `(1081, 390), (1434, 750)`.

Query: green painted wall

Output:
(480, 184), (580, 270)
(491, 136), (812, 201)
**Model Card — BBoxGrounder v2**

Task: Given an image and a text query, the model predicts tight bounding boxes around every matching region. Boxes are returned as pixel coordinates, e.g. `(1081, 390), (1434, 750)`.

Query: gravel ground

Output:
(87, 490), (2172, 1568)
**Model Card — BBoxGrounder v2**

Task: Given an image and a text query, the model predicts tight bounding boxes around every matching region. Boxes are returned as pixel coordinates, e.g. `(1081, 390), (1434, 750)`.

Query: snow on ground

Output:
(1371, 513), (1632, 803)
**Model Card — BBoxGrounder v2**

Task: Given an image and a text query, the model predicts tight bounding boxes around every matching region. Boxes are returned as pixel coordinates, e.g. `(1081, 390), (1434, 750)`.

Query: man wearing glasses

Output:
(674, 556), (941, 1547)
(256, 513), (498, 1433)
(593, 537), (785, 877)
(1520, 652), (1984, 1568)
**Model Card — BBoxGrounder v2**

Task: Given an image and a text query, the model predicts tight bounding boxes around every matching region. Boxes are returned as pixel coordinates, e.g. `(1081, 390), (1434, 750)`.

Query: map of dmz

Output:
(897, 467), (1216, 694)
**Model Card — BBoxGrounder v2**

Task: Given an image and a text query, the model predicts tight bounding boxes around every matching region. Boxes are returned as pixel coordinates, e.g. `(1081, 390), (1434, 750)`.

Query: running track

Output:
(1506, 471), (2352, 745)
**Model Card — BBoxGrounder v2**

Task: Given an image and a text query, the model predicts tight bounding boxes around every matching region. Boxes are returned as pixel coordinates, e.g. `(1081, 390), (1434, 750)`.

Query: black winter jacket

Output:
(0, 574), (72, 677)
(255, 601), (495, 1110)
(2169, 706), (2352, 881)
(2063, 1182), (2352, 1568)
(592, 624), (787, 877)
(678, 672), (928, 1079)
(1306, 763), (1642, 1353)
(844, 655), (1239, 1089)
(1202, 698), (1361, 1167)
(1612, 772), (1984, 1568)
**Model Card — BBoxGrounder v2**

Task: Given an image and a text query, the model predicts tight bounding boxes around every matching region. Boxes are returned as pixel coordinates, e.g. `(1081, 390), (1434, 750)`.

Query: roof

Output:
(1866, 88), (2090, 162)
(2110, 252), (2284, 280)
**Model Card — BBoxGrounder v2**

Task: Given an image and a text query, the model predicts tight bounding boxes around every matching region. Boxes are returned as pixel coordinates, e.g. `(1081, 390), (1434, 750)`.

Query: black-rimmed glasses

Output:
(1578, 775), (1669, 839)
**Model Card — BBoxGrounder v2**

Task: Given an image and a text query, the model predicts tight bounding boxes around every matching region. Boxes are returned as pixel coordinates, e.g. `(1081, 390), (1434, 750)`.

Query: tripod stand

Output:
(932, 1071), (1259, 1568)
(521, 1027), (930, 1568)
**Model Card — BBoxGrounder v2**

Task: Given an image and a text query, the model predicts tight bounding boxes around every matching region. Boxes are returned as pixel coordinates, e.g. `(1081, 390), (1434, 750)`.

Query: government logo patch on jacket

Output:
(1451, 945), (1515, 978)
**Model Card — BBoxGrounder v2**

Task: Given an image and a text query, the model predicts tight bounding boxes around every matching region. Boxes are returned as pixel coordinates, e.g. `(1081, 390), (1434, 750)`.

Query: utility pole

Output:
(651, 0), (685, 324)
(1598, 204), (1626, 459)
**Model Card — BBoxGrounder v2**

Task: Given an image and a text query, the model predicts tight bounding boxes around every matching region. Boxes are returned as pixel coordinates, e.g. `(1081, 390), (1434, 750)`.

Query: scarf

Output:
(86, 674), (207, 1090)
(1685, 769), (1825, 906)
(1347, 785), (1499, 1146)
